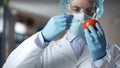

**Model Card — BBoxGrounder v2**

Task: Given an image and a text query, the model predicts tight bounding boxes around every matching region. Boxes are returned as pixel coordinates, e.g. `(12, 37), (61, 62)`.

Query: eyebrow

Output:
(70, 4), (82, 9)
(70, 4), (95, 11)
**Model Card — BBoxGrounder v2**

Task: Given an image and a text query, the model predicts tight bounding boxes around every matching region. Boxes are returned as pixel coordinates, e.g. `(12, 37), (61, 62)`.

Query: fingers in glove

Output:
(89, 26), (99, 41)
(84, 29), (94, 42)
(55, 14), (73, 29)
(64, 14), (73, 18)
(84, 29), (96, 50)
(96, 23), (105, 36)
(65, 14), (73, 29)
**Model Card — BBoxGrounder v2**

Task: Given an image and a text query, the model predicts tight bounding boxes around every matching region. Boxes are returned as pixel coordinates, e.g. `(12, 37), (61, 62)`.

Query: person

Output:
(3, 0), (120, 68)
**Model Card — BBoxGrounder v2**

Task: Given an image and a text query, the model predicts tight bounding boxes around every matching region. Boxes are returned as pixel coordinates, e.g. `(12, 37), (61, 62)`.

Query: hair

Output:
(59, 0), (72, 12)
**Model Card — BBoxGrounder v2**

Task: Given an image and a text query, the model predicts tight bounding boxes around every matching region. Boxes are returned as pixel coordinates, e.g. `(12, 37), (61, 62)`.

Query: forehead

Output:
(70, 0), (94, 8)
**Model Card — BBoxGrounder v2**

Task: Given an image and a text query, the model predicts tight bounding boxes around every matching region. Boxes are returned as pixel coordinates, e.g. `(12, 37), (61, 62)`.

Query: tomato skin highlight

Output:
(83, 19), (99, 32)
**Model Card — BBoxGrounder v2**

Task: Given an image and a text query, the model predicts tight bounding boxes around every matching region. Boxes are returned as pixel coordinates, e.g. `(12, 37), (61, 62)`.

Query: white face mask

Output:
(70, 13), (92, 37)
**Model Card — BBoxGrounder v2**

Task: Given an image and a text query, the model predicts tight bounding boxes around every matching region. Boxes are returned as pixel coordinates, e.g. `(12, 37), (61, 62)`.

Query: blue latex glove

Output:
(84, 23), (107, 61)
(41, 14), (73, 41)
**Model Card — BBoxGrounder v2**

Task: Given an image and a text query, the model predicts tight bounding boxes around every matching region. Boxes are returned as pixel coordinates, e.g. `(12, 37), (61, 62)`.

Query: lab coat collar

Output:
(55, 30), (89, 63)
(56, 39), (91, 67)
(65, 30), (86, 42)
(76, 44), (90, 65)
(65, 30), (76, 42)
(74, 40), (92, 67)
(56, 37), (77, 63)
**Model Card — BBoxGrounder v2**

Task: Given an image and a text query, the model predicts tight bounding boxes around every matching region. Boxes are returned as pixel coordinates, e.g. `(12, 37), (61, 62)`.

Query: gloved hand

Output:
(41, 14), (73, 41)
(84, 23), (107, 61)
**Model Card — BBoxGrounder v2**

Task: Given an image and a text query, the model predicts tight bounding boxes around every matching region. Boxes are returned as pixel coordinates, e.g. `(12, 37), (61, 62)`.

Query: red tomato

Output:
(83, 19), (99, 32)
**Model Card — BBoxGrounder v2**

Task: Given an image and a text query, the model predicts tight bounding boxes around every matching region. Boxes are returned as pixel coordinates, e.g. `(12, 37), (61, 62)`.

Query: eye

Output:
(72, 7), (80, 12)
(70, 5), (81, 13)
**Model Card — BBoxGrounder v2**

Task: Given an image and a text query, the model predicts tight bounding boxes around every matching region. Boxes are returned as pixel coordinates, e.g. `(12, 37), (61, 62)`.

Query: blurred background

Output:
(0, 0), (120, 67)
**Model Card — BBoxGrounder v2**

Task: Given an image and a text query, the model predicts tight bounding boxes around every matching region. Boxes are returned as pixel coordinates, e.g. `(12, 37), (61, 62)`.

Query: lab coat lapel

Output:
(79, 44), (90, 61)
(55, 36), (77, 63)
(76, 44), (91, 66)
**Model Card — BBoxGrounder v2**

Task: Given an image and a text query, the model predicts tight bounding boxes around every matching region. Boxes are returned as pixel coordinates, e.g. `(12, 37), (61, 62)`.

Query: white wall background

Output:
(100, 0), (120, 46)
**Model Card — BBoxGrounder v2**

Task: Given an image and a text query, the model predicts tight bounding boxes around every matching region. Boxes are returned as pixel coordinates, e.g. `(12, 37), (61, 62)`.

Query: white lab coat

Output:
(3, 31), (120, 68)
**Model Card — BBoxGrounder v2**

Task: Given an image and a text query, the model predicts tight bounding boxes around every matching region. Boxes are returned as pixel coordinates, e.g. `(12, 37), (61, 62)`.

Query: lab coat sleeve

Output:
(92, 43), (120, 68)
(3, 31), (49, 68)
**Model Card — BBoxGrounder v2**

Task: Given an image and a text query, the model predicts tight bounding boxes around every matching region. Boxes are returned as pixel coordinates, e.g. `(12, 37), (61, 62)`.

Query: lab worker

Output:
(3, 0), (120, 68)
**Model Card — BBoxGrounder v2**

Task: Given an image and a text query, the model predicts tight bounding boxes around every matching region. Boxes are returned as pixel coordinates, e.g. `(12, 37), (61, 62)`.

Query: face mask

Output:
(70, 13), (92, 37)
